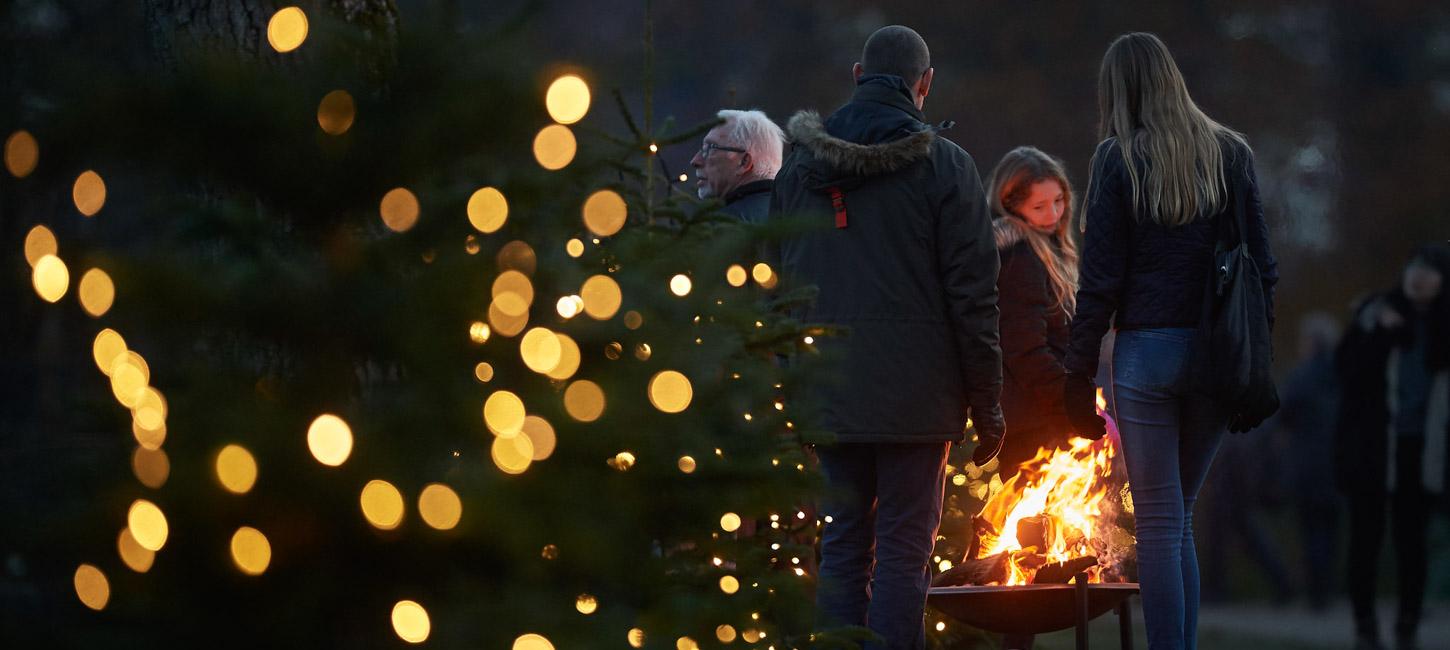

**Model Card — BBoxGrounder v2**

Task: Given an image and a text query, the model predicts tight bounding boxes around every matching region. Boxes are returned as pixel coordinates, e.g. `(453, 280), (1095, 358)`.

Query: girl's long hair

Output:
(1093, 32), (1247, 226)
(987, 146), (1080, 315)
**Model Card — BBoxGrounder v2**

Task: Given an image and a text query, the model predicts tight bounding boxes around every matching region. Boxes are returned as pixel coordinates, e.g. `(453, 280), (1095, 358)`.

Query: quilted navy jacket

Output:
(1065, 137), (1278, 377)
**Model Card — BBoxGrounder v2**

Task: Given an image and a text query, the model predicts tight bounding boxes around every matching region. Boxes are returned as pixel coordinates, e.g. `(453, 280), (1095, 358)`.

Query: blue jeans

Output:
(1111, 328), (1226, 650)
(816, 442), (950, 649)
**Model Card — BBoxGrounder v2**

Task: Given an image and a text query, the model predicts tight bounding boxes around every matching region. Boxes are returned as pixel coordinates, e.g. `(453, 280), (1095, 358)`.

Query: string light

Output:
(545, 75), (591, 124)
(73, 564), (109, 611)
(266, 6), (308, 53)
(468, 187), (508, 233)
(230, 526), (272, 575)
(23, 225), (56, 267)
(72, 170), (106, 217)
(392, 600), (432, 644)
(317, 90), (355, 135)
(307, 414), (354, 466)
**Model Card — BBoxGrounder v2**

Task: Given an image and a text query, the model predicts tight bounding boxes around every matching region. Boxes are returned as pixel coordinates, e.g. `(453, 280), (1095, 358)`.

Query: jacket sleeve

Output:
(1066, 141), (1131, 377)
(1239, 149), (1279, 330)
(933, 145), (1003, 422)
(998, 249), (1068, 414)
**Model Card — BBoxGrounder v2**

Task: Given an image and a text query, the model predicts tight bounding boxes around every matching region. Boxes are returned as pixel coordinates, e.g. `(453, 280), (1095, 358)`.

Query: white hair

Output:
(716, 109), (785, 179)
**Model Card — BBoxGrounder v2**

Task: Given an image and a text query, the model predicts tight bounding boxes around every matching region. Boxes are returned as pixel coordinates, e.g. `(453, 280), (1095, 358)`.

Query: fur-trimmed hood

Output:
(993, 214), (1043, 251)
(786, 110), (935, 178)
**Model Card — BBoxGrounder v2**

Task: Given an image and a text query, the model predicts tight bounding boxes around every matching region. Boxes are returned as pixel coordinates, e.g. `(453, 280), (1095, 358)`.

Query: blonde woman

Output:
(1063, 33), (1278, 650)
(987, 147), (1080, 474)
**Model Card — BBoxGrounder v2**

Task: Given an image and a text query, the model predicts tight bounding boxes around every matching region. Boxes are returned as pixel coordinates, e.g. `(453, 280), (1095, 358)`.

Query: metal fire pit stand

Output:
(927, 574), (1139, 650)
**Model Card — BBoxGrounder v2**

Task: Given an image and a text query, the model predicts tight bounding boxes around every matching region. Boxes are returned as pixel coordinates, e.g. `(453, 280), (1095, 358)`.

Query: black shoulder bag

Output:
(1205, 160), (1278, 429)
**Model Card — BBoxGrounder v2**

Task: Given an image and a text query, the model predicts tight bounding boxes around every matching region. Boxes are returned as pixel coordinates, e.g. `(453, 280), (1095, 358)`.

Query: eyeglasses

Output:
(699, 141), (747, 158)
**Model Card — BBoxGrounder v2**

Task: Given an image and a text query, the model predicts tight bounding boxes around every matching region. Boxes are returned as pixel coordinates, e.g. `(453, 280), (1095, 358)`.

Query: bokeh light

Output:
(514, 633), (555, 650)
(92, 328), (126, 375)
(546, 75), (591, 125)
(753, 262), (778, 288)
(4, 130), (38, 178)
(117, 528), (155, 573)
(648, 370), (693, 413)
(418, 483), (462, 530)
(580, 275), (622, 320)
(726, 264), (747, 287)
(73, 564), (109, 611)
(629, 629), (647, 648)
(23, 225), (56, 267)
(624, 310), (644, 329)
(563, 380), (605, 422)
(307, 413), (354, 466)
(669, 274), (692, 297)
(132, 418), (166, 451)
(575, 593), (598, 615)
(392, 600), (431, 644)
(216, 444), (258, 494)
(491, 434), (534, 475)
(719, 575), (740, 594)
(520, 327), (563, 374)
(230, 526), (272, 575)
(677, 637), (698, 650)
(582, 189), (627, 237)
(110, 352), (148, 407)
(266, 6), (308, 53)
(132, 447), (170, 489)
(741, 629), (762, 643)
(677, 455), (697, 473)
(497, 240), (537, 276)
(473, 362), (494, 382)
(127, 499), (169, 551)
(720, 512), (742, 532)
(380, 187), (420, 232)
(132, 386), (166, 431)
(32, 254), (69, 303)
(532, 124), (576, 170)
(545, 333), (581, 380)
(521, 415), (557, 460)
(483, 390), (526, 437)
(317, 90), (356, 135)
(488, 302), (529, 338)
(72, 170), (106, 217)
(469, 321), (491, 344)
(467, 187), (508, 234)
(492, 270), (534, 317)
(566, 238), (584, 258)
(717, 625), (738, 643)
(78, 268), (115, 317)
(360, 479), (406, 530)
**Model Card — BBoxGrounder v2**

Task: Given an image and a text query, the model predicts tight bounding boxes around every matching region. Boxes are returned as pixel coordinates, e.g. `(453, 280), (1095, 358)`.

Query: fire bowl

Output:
(928, 583), (1139, 636)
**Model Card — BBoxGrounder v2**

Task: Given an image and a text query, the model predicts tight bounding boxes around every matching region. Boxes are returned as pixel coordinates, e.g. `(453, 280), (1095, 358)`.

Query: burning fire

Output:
(960, 390), (1129, 586)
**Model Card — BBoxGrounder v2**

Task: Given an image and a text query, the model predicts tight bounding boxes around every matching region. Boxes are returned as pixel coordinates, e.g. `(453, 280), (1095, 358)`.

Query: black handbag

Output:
(1205, 159), (1278, 424)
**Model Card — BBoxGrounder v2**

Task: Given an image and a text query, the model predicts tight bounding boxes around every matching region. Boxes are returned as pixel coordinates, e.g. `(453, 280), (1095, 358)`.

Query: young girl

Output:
(987, 147), (1079, 474)
(1064, 33), (1278, 650)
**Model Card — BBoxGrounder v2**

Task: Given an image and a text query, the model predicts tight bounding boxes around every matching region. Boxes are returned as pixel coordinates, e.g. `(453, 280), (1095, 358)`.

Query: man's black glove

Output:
(970, 404), (1006, 466)
(1063, 372), (1106, 440)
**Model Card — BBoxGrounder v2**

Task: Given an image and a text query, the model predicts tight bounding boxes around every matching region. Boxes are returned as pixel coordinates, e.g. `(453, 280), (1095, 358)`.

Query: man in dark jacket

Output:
(770, 25), (1003, 648)
(689, 109), (785, 225)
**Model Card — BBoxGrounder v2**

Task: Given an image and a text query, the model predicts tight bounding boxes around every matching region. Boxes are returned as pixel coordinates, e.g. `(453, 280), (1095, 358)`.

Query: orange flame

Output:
(973, 389), (1120, 585)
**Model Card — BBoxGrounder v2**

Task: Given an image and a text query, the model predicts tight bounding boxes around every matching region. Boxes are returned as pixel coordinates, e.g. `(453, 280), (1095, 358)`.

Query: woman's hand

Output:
(1063, 372), (1106, 440)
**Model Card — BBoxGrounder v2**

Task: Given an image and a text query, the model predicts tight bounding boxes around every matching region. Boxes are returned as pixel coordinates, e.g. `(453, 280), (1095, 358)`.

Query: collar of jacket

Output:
(786, 109), (936, 178)
(851, 74), (927, 121)
(723, 178), (774, 205)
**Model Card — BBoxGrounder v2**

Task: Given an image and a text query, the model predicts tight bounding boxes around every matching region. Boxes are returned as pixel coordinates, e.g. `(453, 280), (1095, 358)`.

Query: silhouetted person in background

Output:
(1277, 311), (1341, 611)
(1335, 243), (1450, 650)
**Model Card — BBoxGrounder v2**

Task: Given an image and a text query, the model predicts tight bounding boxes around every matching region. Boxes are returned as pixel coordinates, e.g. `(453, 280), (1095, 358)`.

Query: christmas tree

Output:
(3, 2), (835, 647)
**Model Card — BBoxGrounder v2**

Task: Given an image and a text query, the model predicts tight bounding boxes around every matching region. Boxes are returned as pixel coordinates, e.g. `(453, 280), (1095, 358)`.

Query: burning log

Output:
(932, 552), (1009, 587)
(1032, 556), (1100, 584)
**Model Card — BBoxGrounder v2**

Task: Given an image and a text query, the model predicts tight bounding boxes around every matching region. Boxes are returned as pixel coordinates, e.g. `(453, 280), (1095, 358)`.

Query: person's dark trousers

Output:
(1296, 494), (1338, 611)
(816, 441), (950, 650)
(1346, 435), (1429, 646)
(1111, 328), (1226, 650)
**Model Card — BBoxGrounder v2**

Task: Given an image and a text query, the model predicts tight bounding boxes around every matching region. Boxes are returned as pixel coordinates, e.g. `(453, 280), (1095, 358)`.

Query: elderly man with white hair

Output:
(689, 109), (785, 224)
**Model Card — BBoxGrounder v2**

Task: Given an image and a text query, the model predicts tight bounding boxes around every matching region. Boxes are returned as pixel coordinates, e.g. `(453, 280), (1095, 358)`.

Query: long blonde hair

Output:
(987, 146), (1080, 315)
(1093, 32), (1247, 226)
